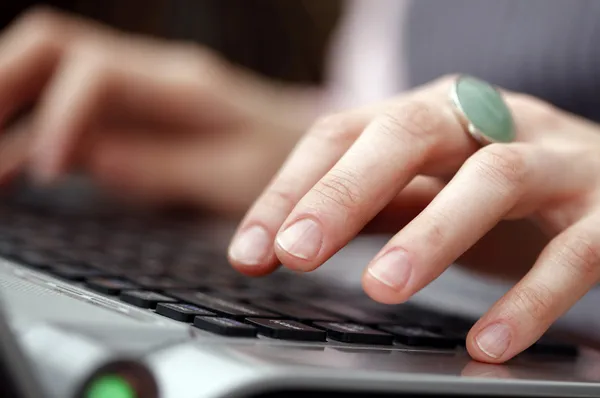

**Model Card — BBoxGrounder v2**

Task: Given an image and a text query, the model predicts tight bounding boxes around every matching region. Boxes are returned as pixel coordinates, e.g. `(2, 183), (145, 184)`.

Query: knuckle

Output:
(432, 73), (460, 89)
(17, 7), (68, 38)
(377, 100), (442, 148)
(66, 39), (102, 61)
(508, 93), (552, 114)
(313, 169), (366, 214)
(310, 113), (359, 147)
(419, 217), (447, 248)
(56, 41), (115, 97)
(169, 44), (226, 86)
(19, 6), (64, 29)
(181, 43), (222, 68)
(471, 144), (529, 191)
(11, 7), (68, 51)
(509, 282), (554, 324)
(66, 41), (112, 77)
(507, 93), (565, 130)
(438, 73), (460, 84)
(557, 232), (600, 279)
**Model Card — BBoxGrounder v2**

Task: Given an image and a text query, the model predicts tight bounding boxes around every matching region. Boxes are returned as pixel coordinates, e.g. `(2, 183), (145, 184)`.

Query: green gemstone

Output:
(455, 75), (515, 143)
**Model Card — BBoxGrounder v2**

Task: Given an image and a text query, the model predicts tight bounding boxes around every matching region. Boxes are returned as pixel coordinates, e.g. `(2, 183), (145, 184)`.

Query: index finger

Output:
(273, 77), (478, 272)
(230, 76), (478, 274)
(0, 8), (110, 124)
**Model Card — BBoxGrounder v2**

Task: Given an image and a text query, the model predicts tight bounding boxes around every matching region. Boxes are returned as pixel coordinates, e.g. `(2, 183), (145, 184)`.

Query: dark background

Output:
(0, 0), (342, 84)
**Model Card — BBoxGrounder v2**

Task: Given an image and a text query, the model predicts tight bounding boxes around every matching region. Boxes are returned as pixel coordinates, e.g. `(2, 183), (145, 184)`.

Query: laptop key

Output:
(314, 322), (394, 345)
(308, 300), (390, 324)
(251, 300), (343, 322)
(216, 289), (275, 301)
(14, 250), (53, 268)
(128, 276), (200, 291)
(156, 303), (216, 322)
(86, 278), (139, 295)
(168, 291), (278, 319)
(50, 265), (107, 281)
(380, 325), (457, 349)
(246, 318), (326, 342)
(0, 239), (15, 255)
(438, 328), (468, 346)
(526, 337), (578, 357)
(193, 317), (257, 337)
(120, 290), (176, 309)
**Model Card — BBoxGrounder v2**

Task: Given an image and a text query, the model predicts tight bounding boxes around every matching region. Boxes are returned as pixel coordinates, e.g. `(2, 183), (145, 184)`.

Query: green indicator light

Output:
(86, 375), (136, 398)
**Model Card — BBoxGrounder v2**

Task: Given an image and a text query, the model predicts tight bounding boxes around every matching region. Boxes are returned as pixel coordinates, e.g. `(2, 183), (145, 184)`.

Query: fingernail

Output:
(367, 249), (412, 290)
(276, 218), (322, 260)
(475, 323), (512, 359)
(228, 225), (271, 266)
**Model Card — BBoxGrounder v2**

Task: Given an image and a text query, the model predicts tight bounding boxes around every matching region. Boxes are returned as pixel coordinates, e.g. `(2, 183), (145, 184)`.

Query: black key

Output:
(119, 268), (165, 278)
(168, 291), (278, 319)
(314, 322), (394, 345)
(13, 249), (53, 268)
(120, 290), (176, 309)
(203, 278), (249, 290)
(86, 278), (139, 295)
(0, 240), (15, 256)
(526, 338), (578, 357)
(437, 315), (476, 332)
(128, 276), (200, 291)
(156, 303), (216, 322)
(216, 289), (275, 301)
(193, 317), (257, 337)
(246, 318), (326, 342)
(308, 300), (390, 324)
(252, 300), (343, 322)
(50, 265), (106, 281)
(404, 313), (473, 334)
(380, 325), (457, 349)
(438, 328), (468, 346)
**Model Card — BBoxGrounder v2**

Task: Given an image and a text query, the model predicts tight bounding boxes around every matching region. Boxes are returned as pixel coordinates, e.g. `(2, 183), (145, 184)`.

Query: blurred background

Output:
(0, 0), (343, 85)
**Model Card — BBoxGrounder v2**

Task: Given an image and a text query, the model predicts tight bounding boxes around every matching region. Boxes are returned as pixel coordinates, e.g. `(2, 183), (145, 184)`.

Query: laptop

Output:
(1, 181), (600, 398)
(0, 290), (45, 398)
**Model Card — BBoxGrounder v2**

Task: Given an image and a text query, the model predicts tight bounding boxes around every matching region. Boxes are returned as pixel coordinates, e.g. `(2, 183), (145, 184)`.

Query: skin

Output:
(0, 7), (317, 215)
(2, 8), (600, 363)
(229, 78), (600, 363)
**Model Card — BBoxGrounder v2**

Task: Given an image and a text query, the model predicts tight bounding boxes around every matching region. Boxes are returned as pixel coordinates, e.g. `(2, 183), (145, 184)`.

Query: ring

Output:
(449, 75), (516, 146)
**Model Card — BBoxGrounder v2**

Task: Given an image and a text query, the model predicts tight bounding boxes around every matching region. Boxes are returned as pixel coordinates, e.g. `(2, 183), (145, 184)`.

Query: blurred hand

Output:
(0, 7), (318, 214)
(230, 75), (600, 363)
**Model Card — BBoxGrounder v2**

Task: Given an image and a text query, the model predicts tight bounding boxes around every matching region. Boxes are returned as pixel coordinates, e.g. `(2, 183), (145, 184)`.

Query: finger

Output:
(228, 109), (375, 275)
(362, 176), (444, 234)
(362, 143), (586, 304)
(273, 76), (479, 272)
(460, 361), (514, 379)
(0, 118), (33, 184)
(467, 216), (600, 363)
(0, 8), (107, 124)
(88, 128), (286, 215)
(28, 34), (238, 183)
(88, 132), (226, 205)
(0, 9), (66, 123)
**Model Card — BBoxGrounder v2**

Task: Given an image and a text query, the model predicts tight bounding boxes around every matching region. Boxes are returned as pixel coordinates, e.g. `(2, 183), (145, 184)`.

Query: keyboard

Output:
(0, 201), (577, 356)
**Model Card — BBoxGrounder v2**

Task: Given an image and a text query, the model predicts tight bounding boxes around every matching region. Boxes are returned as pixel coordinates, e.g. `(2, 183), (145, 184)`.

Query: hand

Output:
(229, 75), (600, 363)
(0, 7), (318, 215)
